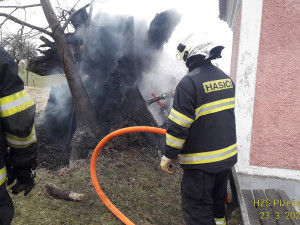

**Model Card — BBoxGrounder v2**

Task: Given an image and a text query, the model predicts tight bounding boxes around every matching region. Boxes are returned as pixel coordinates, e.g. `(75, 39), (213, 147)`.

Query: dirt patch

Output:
(25, 86), (50, 114)
(36, 124), (71, 170)
(26, 86), (163, 170)
(26, 86), (70, 170)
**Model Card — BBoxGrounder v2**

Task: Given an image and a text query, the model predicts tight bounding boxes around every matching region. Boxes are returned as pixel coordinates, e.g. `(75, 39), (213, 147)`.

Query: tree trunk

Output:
(40, 0), (101, 162)
(31, 7), (181, 163)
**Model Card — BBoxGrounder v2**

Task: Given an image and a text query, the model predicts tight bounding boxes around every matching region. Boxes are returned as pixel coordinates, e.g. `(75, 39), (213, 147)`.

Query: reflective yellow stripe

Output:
(166, 133), (185, 149)
(179, 143), (237, 164)
(0, 90), (34, 117)
(5, 125), (37, 149)
(195, 97), (235, 119)
(215, 218), (226, 225)
(0, 167), (7, 186)
(168, 108), (194, 128)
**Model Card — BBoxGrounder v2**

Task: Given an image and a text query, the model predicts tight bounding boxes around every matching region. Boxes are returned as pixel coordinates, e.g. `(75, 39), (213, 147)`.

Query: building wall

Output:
(230, 2), (242, 83)
(230, 0), (300, 180)
(233, 0), (264, 176)
(250, 0), (300, 170)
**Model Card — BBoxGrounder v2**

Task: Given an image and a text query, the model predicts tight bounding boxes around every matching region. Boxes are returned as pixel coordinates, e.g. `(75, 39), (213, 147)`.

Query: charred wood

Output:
(42, 9), (181, 158)
(69, 6), (89, 30)
(147, 9), (182, 50)
(27, 36), (62, 75)
(39, 36), (57, 49)
(135, 10), (181, 76)
(26, 8), (88, 76)
(27, 54), (63, 76)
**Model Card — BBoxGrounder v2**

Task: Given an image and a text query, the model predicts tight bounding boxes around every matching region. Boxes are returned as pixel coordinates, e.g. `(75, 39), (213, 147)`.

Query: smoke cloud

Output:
(82, 8), (183, 125)
(44, 5), (183, 138)
(139, 52), (187, 125)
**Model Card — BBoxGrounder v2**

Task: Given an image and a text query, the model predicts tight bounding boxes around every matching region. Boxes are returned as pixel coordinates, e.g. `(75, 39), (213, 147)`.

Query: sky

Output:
(0, 0), (233, 73)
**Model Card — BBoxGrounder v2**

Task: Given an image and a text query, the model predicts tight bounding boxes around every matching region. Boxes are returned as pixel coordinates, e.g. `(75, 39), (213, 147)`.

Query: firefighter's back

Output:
(179, 62), (237, 173)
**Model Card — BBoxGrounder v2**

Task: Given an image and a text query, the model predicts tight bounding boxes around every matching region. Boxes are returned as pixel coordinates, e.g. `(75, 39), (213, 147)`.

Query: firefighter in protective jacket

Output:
(0, 46), (37, 225)
(160, 34), (237, 225)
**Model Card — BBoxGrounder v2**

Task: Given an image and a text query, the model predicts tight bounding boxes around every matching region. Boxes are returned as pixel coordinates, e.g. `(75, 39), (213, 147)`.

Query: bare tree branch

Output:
(0, 13), (52, 36)
(22, 29), (39, 39)
(0, 4), (42, 9)
(0, 8), (17, 27)
(62, 3), (90, 31)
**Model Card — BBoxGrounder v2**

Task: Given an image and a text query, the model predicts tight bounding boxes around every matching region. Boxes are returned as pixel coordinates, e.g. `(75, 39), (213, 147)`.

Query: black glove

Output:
(7, 165), (36, 196)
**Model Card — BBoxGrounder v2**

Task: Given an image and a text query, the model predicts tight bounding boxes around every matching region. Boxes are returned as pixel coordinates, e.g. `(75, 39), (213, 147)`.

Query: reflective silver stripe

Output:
(197, 100), (234, 116)
(215, 222), (225, 225)
(0, 167), (7, 186)
(215, 218), (226, 225)
(5, 126), (37, 148)
(179, 144), (237, 164)
(195, 98), (235, 119)
(6, 133), (37, 147)
(0, 94), (31, 111)
(0, 90), (34, 117)
(169, 108), (194, 128)
(180, 146), (237, 162)
(166, 133), (185, 149)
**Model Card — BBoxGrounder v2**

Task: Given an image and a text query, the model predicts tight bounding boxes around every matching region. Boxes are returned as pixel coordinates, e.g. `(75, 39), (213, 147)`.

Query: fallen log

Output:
(45, 183), (84, 201)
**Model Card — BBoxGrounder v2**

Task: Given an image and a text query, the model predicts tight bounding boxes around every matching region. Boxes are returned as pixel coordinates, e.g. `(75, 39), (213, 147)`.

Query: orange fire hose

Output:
(90, 126), (230, 224)
(90, 126), (166, 225)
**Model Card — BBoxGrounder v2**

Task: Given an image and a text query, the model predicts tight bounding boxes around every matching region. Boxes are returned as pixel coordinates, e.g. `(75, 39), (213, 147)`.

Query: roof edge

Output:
(219, 0), (242, 29)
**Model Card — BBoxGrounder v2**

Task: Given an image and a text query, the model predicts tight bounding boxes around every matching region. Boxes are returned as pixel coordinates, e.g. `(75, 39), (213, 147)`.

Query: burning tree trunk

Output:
(28, 7), (181, 162)
(93, 11), (181, 152)
(0, 1), (100, 163)
(40, 0), (101, 163)
(40, 0), (98, 133)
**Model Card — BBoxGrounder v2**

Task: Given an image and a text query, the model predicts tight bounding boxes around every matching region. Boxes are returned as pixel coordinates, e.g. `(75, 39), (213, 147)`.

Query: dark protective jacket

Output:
(0, 46), (37, 186)
(164, 61), (237, 173)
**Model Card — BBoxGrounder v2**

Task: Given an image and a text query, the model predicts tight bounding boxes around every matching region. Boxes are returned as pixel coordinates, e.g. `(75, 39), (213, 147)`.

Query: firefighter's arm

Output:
(161, 77), (196, 173)
(0, 46), (37, 195)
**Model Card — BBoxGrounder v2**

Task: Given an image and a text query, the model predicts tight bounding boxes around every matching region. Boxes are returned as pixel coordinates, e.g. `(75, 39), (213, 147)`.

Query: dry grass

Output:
(10, 145), (242, 225)
(10, 146), (184, 225)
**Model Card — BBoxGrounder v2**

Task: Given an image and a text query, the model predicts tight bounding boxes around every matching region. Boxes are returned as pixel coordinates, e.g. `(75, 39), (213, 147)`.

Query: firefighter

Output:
(0, 46), (37, 225)
(160, 34), (237, 225)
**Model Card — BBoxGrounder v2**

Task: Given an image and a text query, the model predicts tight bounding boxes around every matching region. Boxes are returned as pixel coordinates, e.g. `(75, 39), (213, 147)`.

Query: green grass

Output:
(18, 65), (66, 88)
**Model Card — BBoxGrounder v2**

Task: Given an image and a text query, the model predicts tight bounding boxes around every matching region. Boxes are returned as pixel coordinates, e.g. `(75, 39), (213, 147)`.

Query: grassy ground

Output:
(10, 71), (243, 224)
(10, 147), (184, 225)
(18, 65), (66, 88)
(10, 146), (242, 225)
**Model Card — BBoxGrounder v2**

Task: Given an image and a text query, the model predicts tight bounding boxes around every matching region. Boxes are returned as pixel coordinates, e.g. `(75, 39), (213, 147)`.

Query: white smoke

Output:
(139, 52), (187, 125)
(44, 0), (233, 136)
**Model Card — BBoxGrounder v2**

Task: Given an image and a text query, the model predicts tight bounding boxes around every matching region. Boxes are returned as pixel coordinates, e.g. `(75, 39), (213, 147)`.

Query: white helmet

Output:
(176, 33), (224, 63)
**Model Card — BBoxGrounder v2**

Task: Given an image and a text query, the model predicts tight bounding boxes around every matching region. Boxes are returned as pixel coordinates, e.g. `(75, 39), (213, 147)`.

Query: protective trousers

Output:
(0, 183), (14, 225)
(181, 169), (230, 225)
